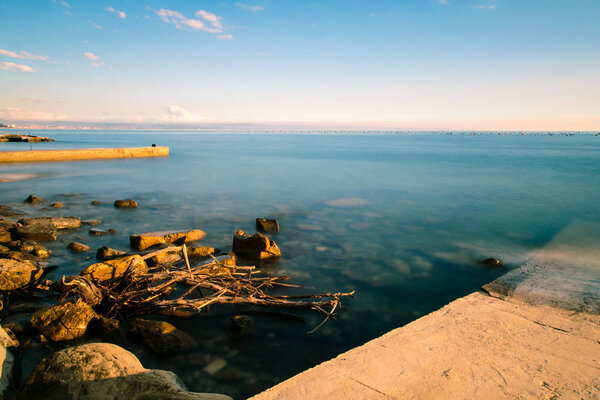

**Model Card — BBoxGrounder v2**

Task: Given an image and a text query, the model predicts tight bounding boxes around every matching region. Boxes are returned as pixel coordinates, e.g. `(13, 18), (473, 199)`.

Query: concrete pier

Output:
(0, 147), (169, 163)
(251, 221), (600, 400)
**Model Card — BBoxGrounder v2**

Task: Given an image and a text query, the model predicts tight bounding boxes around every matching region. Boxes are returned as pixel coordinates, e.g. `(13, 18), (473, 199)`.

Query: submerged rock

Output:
(23, 195), (43, 205)
(96, 246), (127, 261)
(30, 299), (97, 342)
(0, 259), (43, 290)
(187, 245), (216, 258)
(256, 218), (280, 233)
(5, 240), (51, 258)
(231, 315), (251, 335)
(82, 219), (102, 225)
(129, 318), (197, 354)
(232, 230), (281, 260)
(15, 342), (232, 400)
(15, 224), (57, 242)
(130, 229), (207, 251)
(479, 258), (505, 268)
(0, 326), (16, 398)
(19, 216), (81, 230)
(81, 255), (147, 283)
(89, 228), (116, 236)
(68, 242), (90, 253)
(50, 202), (63, 208)
(90, 200), (101, 205)
(114, 199), (138, 209)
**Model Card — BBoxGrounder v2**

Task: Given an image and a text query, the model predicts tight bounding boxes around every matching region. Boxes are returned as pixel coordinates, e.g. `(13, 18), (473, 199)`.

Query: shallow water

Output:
(1, 131), (599, 398)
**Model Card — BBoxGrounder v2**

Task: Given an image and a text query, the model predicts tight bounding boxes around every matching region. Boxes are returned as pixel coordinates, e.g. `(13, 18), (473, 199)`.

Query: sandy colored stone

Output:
(19, 216), (81, 229)
(50, 202), (63, 208)
(187, 245), (216, 258)
(130, 229), (207, 251)
(15, 223), (57, 241)
(0, 220), (15, 242)
(23, 195), (43, 204)
(81, 255), (147, 283)
(0, 259), (43, 290)
(232, 230), (281, 260)
(96, 246), (127, 260)
(15, 342), (231, 400)
(30, 299), (97, 342)
(256, 218), (280, 233)
(114, 199), (138, 208)
(68, 242), (90, 252)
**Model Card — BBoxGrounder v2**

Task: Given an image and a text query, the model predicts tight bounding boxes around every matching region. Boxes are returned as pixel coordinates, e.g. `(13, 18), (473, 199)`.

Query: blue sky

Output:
(1, 0), (599, 130)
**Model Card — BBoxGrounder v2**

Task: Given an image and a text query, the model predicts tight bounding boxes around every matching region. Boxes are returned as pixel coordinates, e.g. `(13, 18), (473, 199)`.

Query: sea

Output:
(1, 130), (599, 398)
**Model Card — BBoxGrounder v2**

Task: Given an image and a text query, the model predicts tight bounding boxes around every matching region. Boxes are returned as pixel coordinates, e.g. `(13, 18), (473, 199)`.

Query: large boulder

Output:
(81, 255), (147, 283)
(129, 319), (197, 354)
(232, 230), (281, 260)
(19, 216), (81, 230)
(15, 342), (231, 400)
(130, 230), (207, 251)
(0, 259), (43, 290)
(30, 299), (97, 342)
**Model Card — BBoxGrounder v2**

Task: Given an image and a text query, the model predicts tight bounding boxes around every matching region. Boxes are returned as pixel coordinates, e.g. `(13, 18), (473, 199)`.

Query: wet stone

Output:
(81, 255), (147, 283)
(68, 242), (90, 253)
(23, 195), (43, 205)
(129, 318), (197, 354)
(50, 202), (63, 208)
(82, 219), (102, 225)
(130, 229), (207, 251)
(89, 228), (116, 236)
(114, 199), (138, 208)
(30, 299), (97, 342)
(479, 258), (505, 268)
(90, 201), (101, 205)
(19, 216), (81, 230)
(15, 224), (57, 242)
(232, 230), (281, 260)
(0, 220), (16, 242)
(256, 218), (280, 233)
(96, 246), (127, 260)
(0, 259), (43, 290)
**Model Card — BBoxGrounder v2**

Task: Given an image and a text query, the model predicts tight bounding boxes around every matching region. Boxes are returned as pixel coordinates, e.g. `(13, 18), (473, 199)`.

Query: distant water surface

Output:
(1, 131), (599, 398)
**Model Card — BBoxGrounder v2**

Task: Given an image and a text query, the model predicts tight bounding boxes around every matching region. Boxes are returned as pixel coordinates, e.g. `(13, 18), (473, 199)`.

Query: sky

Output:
(1, 0), (599, 131)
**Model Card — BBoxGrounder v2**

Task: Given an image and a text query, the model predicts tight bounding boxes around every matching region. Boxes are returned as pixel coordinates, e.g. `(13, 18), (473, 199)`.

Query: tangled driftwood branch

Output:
(71, 245), (354, 333)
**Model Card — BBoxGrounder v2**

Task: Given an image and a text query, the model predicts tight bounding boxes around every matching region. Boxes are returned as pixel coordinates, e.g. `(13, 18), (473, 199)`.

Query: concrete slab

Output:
(251, 221), (600, 400)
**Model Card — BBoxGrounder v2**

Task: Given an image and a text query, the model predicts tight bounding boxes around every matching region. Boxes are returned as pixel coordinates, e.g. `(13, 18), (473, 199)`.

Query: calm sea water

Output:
(1, 131), (599, 398)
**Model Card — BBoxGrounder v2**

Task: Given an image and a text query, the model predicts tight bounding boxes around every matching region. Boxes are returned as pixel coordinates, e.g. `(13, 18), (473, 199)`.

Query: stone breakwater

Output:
(0, 146), (169, 163)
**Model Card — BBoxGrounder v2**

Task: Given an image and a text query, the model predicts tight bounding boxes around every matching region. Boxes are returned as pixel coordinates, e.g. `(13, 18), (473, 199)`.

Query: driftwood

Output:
(67, 245), (354, 333)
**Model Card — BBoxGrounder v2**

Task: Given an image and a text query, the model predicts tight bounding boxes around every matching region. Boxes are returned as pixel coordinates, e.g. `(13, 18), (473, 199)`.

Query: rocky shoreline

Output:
(0, 134), (54, 143)
(0, 194), (351, 399)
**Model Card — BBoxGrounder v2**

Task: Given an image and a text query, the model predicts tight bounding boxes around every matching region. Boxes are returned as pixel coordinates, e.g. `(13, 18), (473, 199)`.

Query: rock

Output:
(82, 219), (102, 225)
(3, 322), (22, 347)
(4, 240), (51, 258)
(96, 246), (127, 260)
(90, 201), (101, 205)
(15, 342), (232, 400)
(15, 223), (57, 241)
(81, 255), (147, 283)
(59, 276), (103, 306)
(23, 195), (43, 205)
(130, 229), (207, 251)
(68, 242), (90, 253)
(479, 258), (505, 268)
(0, 220), (15, 242)
(0, 251), (39, 262)
(147, 249), (183, 267)
(114, 199), (138, 208)
(231, 315), (251, 335)
(19, 216), (81, 230)
(50, 202), (63, 208)
(187, 245), (216, 258)
(89, 228), (116, 236)
(129, 319), (197, 354)
(256, 218), (280, 233)
(203, 358), (227, 376)
(0, 259), (43, 290)
(93, 317), (127, 343)
(232, 230), (281, 260)
(0, 326), (16, 398)
(30, 299), (97, 342)
(0, 204), (23, 217)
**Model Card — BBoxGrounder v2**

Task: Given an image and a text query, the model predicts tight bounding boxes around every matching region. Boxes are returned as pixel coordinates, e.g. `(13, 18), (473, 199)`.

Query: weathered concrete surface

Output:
(0, 146), (168, 163)
(251, 221), (600, 400)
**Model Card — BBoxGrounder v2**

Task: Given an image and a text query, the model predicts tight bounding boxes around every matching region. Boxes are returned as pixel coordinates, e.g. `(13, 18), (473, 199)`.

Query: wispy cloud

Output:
(83, 52), (100, 61)
(0, 49), (47, 61)
(87, 20), (103, 30)
(106, 6), (126, 19)
(235, 3), (265, 12)
(217, 34), (234, 40)
(154, 8), (229, 36)
(475, 0), (497, 9)
(0, 62), (34, 72)
(52, 0), (72, 15)
(439, 0), (449, 5)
